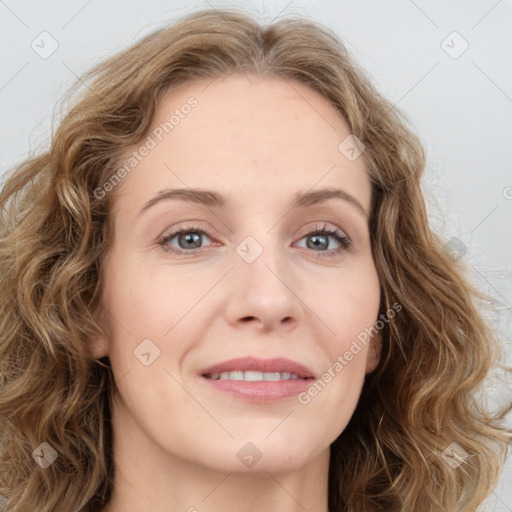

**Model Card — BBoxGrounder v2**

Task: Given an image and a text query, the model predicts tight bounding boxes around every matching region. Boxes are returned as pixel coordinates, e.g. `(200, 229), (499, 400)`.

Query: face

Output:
(90, 74), (381, 474)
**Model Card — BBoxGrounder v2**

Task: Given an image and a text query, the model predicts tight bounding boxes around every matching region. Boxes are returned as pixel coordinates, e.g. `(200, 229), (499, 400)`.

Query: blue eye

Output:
(158, 222), (350, 257)
(295, 224), (350, 257)
(158, 225), (214, 254)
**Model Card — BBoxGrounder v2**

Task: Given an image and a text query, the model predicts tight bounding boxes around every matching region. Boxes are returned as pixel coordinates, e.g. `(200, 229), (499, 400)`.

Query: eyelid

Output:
(295, 221), (348, 239)
(293, 222), (351, 255)
(158, 223), (216, 252)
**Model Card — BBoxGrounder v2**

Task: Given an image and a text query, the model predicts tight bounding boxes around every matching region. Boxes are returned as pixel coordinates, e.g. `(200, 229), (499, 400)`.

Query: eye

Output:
(294, 223), (350, 257)
(158, 224), (215, 255)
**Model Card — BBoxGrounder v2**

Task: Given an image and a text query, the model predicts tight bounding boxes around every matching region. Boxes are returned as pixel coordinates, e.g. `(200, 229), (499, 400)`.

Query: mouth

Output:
(199, 357), (315, 403)
(199, 356), (315, 380)
(203, 371), (310, 381)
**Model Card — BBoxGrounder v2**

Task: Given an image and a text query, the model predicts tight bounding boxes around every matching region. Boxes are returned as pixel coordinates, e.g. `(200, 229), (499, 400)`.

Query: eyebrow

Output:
(139, 187), (368, 218)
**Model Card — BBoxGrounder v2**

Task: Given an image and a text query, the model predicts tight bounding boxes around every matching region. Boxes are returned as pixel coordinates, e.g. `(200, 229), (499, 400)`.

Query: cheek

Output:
(298, 283), (378, 430)
(104, 255), (204, 334)
(313, 261), (380, 383)
(102, 254), (217, 382)
(318, 261), (380, 338)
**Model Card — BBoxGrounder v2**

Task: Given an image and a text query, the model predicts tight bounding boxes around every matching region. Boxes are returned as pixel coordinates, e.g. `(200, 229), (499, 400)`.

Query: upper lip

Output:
(200, 357), (315, 379)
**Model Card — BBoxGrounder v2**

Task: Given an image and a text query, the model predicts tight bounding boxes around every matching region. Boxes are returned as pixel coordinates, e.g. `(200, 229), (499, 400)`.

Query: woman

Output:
(0, 8), (510, 512)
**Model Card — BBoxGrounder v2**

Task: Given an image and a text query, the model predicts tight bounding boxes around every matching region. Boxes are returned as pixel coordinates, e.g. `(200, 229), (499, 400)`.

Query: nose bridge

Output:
(225, 226), (303, 330)
(231, 206), (283, 271)
(236, 231), (285, 289)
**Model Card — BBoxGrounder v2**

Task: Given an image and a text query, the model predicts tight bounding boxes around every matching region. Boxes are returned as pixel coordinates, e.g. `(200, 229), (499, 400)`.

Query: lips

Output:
(199, 356), (316, 380)
(199, 356), (315, 403)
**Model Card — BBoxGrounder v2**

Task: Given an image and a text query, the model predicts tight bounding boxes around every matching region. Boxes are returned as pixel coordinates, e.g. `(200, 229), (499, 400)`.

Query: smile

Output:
(203, 371), (307, 381)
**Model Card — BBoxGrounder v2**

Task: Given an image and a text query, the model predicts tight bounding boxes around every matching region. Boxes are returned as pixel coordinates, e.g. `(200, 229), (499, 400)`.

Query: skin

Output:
(90, 74), (382, 512)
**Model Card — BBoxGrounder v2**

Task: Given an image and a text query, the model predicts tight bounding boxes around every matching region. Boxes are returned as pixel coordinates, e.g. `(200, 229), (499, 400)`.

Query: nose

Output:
(224, 237), (303, 333)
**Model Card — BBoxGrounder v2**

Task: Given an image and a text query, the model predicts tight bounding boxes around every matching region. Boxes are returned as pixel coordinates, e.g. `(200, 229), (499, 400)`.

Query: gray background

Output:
(1, 0), (511, 509)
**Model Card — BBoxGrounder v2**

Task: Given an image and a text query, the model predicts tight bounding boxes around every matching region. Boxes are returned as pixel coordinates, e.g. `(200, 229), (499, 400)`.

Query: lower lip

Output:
(200, 376), (313, 403)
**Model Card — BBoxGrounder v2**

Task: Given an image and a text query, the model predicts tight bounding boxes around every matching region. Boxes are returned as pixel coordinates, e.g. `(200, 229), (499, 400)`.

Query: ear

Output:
(365, 332), (382, 374)
(86, 302), (111, 360)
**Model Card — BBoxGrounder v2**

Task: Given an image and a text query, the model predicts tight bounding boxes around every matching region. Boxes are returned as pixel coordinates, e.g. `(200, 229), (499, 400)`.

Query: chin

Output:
(193, 438), (321, 475)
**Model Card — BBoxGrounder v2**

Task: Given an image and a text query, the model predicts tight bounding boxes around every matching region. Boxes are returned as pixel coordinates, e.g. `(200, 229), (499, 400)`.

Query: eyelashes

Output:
(157, 222), (351, 258)
(293, 224), (350, 256)
(158, 225), (214, 256)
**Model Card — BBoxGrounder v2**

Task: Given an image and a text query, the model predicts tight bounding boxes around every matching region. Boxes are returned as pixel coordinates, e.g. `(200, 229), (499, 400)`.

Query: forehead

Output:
(113, 74), (371, 216)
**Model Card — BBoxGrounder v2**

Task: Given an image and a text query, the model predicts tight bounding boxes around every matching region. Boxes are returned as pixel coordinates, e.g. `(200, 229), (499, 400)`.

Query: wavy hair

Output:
(1, 8), (510, 512)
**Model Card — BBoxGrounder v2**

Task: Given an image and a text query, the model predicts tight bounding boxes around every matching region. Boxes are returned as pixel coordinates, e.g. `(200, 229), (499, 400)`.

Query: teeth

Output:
(206, 371), (302, 381)
(245, 371), (263, 381)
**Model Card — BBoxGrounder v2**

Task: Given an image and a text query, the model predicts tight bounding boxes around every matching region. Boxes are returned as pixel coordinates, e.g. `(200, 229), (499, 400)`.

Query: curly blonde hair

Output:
(1, 8), (510, 512)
